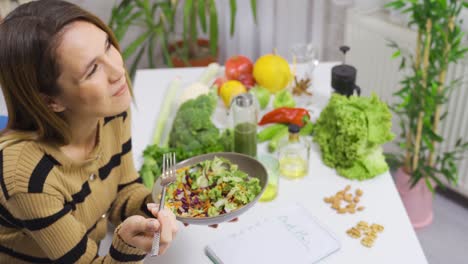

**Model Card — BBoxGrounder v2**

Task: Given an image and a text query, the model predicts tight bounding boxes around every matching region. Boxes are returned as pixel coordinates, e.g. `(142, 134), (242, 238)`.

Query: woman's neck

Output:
(60, 116), (100, 162)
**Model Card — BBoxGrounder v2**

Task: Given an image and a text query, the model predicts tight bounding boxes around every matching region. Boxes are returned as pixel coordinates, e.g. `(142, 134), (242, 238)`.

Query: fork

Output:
(150, 152), (176, 257)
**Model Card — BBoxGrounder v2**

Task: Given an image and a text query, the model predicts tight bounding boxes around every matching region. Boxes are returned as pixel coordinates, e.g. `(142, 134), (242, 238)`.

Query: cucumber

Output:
(258, 124), (287, 142)
(268, 126), (289, 152)
(300, 119), (315, 136)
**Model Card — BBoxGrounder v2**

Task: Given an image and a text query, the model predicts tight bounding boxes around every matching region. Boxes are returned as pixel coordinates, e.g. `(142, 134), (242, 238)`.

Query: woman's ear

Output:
(40, 93), (66, 113)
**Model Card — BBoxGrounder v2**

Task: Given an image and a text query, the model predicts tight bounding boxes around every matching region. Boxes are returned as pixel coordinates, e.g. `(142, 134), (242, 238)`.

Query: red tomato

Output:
(225, 55), (253, 80)
(213, 76), (227, 95)
(237, 73), (255, 89)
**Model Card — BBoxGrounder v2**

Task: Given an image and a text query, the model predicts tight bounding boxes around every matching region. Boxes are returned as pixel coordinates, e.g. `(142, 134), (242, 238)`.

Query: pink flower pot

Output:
(394, 167), (434, 229)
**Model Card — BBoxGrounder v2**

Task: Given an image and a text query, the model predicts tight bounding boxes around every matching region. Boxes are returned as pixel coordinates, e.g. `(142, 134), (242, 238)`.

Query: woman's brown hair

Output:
(0, 0), (129, 147)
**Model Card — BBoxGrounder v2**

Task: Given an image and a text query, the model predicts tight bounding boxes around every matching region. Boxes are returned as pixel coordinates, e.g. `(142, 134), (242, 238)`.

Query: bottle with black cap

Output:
(331, 46), (361, 97)
(278, 124), (310, 179)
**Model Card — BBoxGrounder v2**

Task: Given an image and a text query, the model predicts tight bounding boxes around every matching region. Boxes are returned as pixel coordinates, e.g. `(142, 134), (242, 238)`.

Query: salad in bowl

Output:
(152, 152), (267, 225)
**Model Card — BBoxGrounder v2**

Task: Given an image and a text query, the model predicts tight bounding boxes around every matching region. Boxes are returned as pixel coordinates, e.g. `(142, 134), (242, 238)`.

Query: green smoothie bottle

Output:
(231, 93), (258, 158)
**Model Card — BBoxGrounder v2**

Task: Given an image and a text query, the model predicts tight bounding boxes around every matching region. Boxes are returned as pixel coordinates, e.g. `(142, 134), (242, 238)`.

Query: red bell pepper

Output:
(258, 107), (310, 127)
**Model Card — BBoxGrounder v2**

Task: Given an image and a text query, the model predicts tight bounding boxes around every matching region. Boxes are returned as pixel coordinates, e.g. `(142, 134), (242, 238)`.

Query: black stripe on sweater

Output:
(109, 244), (146, 262)
(0, 181), (92, 231)
(104, 111), (128, 125)
(122, 139), (132, 155)
(86, 220), (99, 236)
(117, 177), (142, 192)
(23, 177), (96, 230)
(0, 215), (17, 228)
(98, 153), (122, 180)
(54, 235), (88, 264)
(140, 195), (153, 218)
(0, 204), (22, 228)
(98, 138), (132, 181)
(120, 200), (129, 222)
(22, 203), (73, 231)
(0, 150), (9, 200)
(28, 154), (60, 193)
(71, 182), (92, 209)
(0, 244), (51, 263)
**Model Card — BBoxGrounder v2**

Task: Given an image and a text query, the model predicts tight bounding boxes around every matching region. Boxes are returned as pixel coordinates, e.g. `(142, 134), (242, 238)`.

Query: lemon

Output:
(253, 54), (292, 93)
(220, 80), (247, 107)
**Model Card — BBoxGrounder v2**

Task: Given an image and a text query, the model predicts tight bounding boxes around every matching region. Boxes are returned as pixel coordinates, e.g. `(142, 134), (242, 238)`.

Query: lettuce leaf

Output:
(313, 93), (394, 180)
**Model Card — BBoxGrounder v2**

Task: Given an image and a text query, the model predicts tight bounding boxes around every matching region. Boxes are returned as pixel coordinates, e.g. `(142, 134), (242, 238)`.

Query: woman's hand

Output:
(147, 204), (179, 254)
(117, 207), (178, 254)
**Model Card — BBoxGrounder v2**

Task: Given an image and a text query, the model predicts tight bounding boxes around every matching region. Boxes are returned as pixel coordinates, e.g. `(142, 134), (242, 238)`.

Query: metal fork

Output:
(150, 152), (176, 257)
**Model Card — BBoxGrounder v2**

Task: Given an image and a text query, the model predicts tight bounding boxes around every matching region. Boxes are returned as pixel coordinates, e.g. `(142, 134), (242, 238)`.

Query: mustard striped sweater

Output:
(0, 110), (154, 263)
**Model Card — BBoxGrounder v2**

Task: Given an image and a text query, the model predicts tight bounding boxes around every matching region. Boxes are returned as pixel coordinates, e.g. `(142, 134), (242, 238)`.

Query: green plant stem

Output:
(428, 17), (454, 167)
(405, 30), (422, 170)
(386, 0), (468, 193)
(412, 19), (432, 172)
(189, 0), (198, 57)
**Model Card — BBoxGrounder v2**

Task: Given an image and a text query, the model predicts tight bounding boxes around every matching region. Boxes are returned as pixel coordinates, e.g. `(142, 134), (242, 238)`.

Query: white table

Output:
(132, 63), (428, 264)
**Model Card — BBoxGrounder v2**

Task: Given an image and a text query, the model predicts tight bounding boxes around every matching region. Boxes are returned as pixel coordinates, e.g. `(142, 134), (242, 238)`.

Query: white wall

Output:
(66, 0), (368, 68)
(0, 0), (360, 115)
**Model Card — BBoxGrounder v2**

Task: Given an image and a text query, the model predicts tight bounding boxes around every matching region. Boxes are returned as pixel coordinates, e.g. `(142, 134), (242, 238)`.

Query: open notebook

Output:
(205, 204), (341, 264)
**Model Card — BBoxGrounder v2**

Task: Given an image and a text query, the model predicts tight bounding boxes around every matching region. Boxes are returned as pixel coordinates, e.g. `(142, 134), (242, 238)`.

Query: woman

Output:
(0, 0), (178, 263)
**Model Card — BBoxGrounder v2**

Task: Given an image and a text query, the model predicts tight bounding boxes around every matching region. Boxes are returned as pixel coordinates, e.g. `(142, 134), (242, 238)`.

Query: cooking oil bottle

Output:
(278, 124), (310, 179)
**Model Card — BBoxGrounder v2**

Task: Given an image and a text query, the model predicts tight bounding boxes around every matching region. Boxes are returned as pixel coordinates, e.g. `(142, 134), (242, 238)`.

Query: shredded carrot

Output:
(176, 167), (189, 173)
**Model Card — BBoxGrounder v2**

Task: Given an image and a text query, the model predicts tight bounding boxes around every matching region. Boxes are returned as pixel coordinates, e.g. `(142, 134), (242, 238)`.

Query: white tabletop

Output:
(132, 63), (428, 264)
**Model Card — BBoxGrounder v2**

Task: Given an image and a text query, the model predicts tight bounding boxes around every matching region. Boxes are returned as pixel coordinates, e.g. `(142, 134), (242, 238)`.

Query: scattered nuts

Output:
(347, 221), (384, 248)
(361, 237), (374, 248)
(357, 221), (369, 229)
(356, 189), (363, 196)
(346, 227), (361, 238)
(344, 194), (353, 202)
(324, 185), (365, 214)
(338, 208), (347, 214)
(371, 224), (384, 233)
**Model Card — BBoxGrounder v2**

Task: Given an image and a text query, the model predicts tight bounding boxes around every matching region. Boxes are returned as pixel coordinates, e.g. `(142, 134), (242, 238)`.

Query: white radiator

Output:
(345, 9), (468, 197)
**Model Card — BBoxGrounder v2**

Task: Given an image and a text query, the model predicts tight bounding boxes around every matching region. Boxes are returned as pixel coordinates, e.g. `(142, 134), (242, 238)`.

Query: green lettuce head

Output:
(313, 93), (394, 180)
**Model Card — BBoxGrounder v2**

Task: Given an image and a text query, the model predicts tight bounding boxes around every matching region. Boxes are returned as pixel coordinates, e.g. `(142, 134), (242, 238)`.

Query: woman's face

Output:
(53, 21), (130, 120)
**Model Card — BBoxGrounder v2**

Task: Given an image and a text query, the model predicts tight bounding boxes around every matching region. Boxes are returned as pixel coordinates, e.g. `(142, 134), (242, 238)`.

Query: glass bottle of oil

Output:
(278, 124), (310, 179)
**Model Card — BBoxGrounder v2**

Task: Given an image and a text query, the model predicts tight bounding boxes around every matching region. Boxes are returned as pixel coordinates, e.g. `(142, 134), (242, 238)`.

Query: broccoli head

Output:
(169, 92), (227, 154)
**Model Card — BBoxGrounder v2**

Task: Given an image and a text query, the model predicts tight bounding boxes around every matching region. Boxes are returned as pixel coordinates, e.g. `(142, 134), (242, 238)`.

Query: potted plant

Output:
(386, 0), (468, 228)
(108, 0), (174, 78)
(167, 0), (257, 67)
(109, 0), (257, 74)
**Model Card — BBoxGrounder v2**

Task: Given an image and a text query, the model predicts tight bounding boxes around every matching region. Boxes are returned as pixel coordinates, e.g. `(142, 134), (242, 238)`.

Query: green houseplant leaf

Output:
(109, 0), (171, 79)
(229, 0), (237, 36)
(198, 0), (207, 33)
(109, 0), (257, 72)
(209, 0), (218, 57)
(386, 0), (468, 193)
